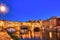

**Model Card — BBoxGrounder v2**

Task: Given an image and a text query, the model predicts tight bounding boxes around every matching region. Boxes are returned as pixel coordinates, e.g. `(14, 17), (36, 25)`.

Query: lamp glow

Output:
(0, 5), (7, 13)
(0, 4), (8, 13)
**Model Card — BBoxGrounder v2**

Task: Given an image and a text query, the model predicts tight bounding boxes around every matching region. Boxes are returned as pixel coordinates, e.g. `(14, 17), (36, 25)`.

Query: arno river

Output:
(0, 28), (60, 40)
(0, 30), (59, 40)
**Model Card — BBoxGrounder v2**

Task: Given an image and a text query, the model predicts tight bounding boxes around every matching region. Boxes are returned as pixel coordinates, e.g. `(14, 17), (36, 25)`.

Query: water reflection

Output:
(20, 37), (41, 40)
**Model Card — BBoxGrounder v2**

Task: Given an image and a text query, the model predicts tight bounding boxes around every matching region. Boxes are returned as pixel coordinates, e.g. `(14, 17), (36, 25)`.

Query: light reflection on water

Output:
(20, 38), (52, 40)
(20, 38), (41, 40)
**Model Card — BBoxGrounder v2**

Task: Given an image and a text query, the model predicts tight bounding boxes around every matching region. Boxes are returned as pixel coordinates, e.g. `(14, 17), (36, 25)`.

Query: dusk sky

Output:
(0, 0), (60, 22)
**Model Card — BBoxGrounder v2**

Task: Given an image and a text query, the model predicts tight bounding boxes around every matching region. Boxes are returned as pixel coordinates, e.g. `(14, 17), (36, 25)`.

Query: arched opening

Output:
(6, 27), (16, 33)
(34, 27), (40, 32)
(34, 27), (40, 39)
(20, 26), (29, 34)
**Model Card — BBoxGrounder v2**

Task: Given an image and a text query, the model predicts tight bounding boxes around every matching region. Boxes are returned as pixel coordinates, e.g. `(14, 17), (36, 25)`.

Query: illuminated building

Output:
(0, 16), (60, 40)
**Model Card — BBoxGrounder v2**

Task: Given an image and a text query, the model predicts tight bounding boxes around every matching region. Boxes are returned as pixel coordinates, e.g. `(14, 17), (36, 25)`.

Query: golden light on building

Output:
(26, 22), (31, 26)
(22, 22), (27, 25)
(0, 21), (4, 26)
(7, 22), (15, 28)
(11, 23), (14, 27)
(38, 20), (43, 26)
(14, 22), (20, 26)
(0, 16), (59, 39)
(0, 21), (6, 29)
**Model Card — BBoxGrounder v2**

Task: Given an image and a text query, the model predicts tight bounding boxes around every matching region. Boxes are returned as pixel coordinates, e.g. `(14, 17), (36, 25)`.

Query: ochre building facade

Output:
(0, 16), (60, 40)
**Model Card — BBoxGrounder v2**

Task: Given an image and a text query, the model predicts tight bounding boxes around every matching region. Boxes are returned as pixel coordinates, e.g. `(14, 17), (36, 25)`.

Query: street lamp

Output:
(0, 3), (8, 31)
(0, 4), (8, 20)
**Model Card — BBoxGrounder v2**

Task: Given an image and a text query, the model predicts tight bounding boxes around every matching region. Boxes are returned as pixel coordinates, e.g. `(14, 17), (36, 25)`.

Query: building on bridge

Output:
(0, 16), (60, 40)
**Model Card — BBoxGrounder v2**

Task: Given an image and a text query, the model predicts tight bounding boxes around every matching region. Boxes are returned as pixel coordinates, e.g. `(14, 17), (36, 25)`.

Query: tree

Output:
(7, 31), (19, 40)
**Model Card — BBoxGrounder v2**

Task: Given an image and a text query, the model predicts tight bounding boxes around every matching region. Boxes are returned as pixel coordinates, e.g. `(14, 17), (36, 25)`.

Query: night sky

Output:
(0, 0), (60, 22)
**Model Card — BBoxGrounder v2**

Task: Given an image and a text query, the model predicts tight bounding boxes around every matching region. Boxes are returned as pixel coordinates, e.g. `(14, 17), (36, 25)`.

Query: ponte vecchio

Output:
(0, 16), (60, 40)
